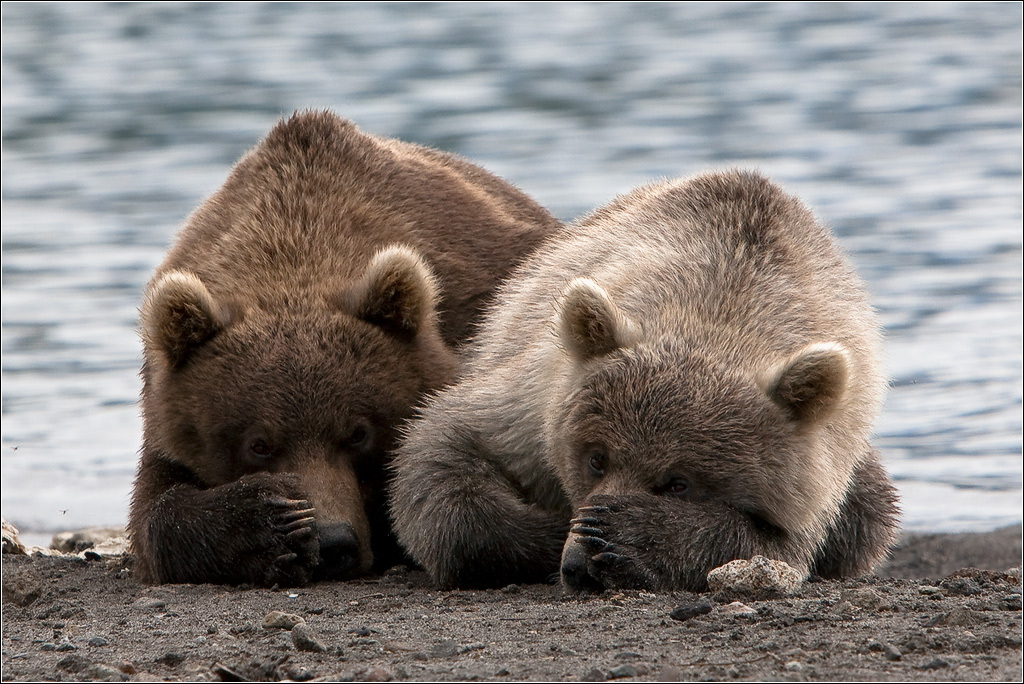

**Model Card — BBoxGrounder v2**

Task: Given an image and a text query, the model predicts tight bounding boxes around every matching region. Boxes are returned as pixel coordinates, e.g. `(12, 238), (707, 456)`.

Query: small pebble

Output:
(720, 601), (757, 617)
(83, 663), (126, 681)
(56, 654), (89, 673)
(458, 641), (486, 653)
(670, 597), (713, 621)
(349, 626), (371, 637)
(494, 667), (510, 676)
(921, 657), (950, 670)
(608, 664), (638, 679)
(291, 623), (327, 653)
(132, 597), (166, 611)
(364, 666), (394, 682)
(115, 661), (137, 675)
(883, 644), (902, 661)
(784, 660), (804, 672)
(56, 641), (77, 652)
(3, 573), (42, 607)
(660, 667), (684, 680)
(928, 608), (981, 627)
(87, 636), (109, 647)
(939, 576), (982, 596)
(40, 642), (56, 651)
(156, 652), (185, 667)
(918, 585), (943, 595)
(839, 587), (889, 611)
(263, 610), (304, 630)
(582, 667), (607, 681)
(429, 639), (458, 658)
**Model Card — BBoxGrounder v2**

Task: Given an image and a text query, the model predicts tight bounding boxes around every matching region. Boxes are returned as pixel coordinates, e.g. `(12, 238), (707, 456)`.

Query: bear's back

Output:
(474, 170), (884, 428)
(155, 110), (560, 345)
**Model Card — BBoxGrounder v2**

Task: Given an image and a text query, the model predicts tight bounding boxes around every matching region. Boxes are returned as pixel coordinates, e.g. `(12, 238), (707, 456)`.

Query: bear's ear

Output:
(764, 342), (849, 423)
(344, 245), (440, 341)
(556, 278), (640, 361)
(142, 271), (228, 369)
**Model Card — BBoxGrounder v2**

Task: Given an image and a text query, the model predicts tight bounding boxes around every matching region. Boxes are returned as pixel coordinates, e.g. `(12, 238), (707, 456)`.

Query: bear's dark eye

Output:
(341, 419), (375, 453)
(248, 437), (273, 460)
(583, 444), (607, 477)
(660, 477), (690, 497)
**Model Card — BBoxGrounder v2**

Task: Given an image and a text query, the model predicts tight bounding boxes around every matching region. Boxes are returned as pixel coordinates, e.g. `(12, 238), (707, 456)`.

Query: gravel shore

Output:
(2, 526), (1020, 682)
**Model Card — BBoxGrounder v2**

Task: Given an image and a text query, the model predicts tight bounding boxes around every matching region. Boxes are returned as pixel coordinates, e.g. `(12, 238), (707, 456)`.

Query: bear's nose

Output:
(560, 541), (605, 594)
(316, 522), (361, 580)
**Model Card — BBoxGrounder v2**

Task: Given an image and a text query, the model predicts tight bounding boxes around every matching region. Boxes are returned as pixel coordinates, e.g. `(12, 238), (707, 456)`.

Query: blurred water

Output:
(2, 2), (1021, 538)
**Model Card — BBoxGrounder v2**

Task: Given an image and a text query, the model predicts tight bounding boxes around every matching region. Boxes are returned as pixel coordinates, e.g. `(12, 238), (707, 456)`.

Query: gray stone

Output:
(132, 597), (166, 611)
(364, 666), (394, 682)
(669, 597), (713, 621)
(156, 652), (185, 667)
(839, 587), (889, 611)
(56, 654), (89, 673)
(291, 623), (327, 653)
(429, 639), (458, 658)
(262, 610), (304, 630)
(921, 657), (950, 670)
(608, 664), (638, 679)
(83, 663), (127, 681)
(2, 572), (42, 607)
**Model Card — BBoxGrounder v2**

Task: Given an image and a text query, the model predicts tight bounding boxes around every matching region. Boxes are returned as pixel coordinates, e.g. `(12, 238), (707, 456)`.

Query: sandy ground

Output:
(2, 525), (1021, 682)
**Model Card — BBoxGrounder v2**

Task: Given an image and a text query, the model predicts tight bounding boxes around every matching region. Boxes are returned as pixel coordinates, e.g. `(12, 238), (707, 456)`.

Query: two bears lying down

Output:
(129, 110), (899, 591)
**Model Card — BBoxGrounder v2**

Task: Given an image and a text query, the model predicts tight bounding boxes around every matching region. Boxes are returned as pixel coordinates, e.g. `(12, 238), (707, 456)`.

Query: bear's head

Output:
(140, 245), (456, 579)
(549, 278), (851, 590)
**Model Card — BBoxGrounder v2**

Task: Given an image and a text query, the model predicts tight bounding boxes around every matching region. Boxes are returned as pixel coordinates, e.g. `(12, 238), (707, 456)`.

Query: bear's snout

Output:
(315, 522), (362, 580)
(560, 539), (604, 594)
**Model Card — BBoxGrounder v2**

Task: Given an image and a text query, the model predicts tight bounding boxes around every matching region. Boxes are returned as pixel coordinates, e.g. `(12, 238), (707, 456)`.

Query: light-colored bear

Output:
(390, 170), (899, 591)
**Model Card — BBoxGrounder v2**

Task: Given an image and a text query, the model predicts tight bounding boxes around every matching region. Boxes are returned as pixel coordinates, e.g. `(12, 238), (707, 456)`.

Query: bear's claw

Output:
(574, 535), (610, 553)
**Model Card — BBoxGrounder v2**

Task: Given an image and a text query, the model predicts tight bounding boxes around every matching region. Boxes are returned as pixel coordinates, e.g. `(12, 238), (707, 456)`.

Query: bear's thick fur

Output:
(389, 170), (900, 591)
(130, 110), (561, 586)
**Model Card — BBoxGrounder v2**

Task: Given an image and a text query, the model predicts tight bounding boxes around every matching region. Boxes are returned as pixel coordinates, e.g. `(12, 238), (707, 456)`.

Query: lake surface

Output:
(2, 3), (1021, 540)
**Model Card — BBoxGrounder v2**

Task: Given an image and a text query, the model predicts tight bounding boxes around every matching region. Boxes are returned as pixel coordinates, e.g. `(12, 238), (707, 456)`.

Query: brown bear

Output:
(389, 170), (900, 592)
(129, 110), (561, 586)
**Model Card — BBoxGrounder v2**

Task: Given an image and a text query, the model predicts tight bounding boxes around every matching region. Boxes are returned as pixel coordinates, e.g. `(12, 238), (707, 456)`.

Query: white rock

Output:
(2, 518), (27, 555)
(719, 600), (758, 616)
(706, 555), (804, 595)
